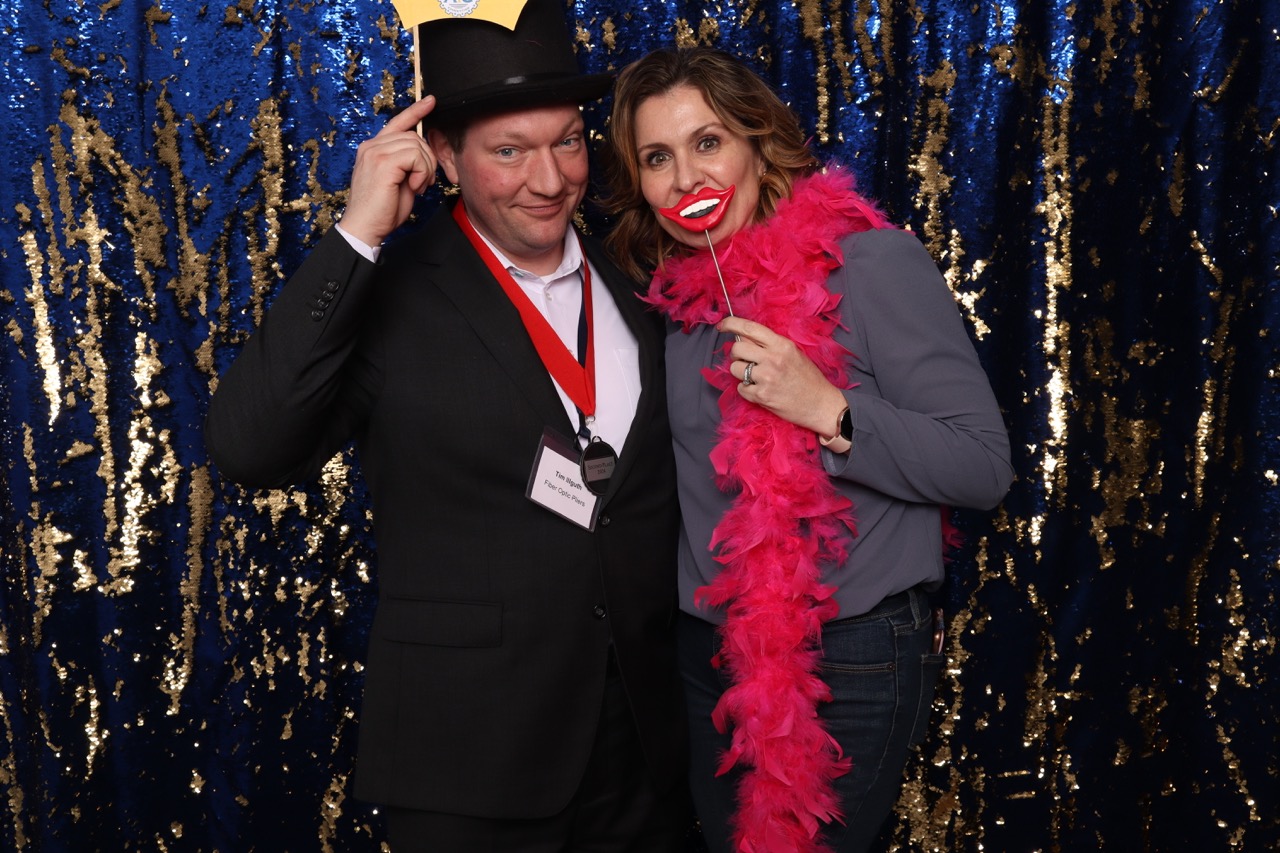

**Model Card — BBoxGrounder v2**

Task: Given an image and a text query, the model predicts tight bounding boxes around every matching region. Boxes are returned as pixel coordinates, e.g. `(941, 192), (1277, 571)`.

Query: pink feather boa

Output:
(645, 168), (891, 852)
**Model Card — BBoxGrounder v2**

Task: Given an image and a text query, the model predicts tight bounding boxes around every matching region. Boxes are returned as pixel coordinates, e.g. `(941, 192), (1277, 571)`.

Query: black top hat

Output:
(418, 0), (613, 126)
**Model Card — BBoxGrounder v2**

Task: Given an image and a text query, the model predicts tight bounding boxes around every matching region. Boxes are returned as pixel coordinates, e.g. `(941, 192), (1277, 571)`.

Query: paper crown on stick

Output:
(393, 0), (529, 30)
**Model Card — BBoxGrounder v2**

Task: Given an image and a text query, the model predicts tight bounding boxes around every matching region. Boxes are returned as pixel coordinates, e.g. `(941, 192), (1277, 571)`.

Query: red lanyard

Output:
(452, 199), (596, 419)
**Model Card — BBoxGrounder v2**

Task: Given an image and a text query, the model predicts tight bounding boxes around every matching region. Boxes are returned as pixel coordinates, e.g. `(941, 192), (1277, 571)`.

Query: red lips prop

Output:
(658, 185), (736, 233)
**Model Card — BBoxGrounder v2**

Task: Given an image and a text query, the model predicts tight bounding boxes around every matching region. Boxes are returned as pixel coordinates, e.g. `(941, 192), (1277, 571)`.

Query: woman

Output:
(602, 48), (1014, 853)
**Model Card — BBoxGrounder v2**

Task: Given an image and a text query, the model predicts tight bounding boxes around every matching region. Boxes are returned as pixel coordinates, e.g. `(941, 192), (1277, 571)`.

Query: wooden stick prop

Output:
(658, 185), (738, 319)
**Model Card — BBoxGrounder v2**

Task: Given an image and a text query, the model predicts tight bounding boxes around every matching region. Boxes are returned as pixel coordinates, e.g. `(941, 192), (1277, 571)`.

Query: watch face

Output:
(840, 407), (853, 441)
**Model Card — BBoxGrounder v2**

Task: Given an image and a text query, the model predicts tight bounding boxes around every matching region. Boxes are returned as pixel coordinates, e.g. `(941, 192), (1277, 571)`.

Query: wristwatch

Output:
(819, 406), (853, 450)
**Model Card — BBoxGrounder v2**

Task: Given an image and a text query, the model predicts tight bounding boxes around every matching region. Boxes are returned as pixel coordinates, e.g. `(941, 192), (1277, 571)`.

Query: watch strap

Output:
(819, 406), (852, 452)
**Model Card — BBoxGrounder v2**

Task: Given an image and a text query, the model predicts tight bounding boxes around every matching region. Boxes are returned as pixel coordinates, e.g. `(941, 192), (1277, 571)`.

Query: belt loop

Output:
(908, 584), (926, 624)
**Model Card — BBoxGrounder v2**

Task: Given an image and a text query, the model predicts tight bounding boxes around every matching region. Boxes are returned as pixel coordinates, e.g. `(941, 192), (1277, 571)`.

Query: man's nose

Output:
(527, 149), (568, 195)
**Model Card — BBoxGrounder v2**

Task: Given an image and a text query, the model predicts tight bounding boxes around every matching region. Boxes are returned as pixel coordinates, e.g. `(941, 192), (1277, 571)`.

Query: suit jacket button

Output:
(592, 604), (607, 620)
(598, 514), (611, 527)
(324, 279), (340, 292)
(310, 309), (324, 321)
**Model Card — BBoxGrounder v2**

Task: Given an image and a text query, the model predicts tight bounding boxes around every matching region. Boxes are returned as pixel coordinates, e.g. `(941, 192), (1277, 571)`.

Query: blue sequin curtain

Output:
(1, 1), (1276, 850)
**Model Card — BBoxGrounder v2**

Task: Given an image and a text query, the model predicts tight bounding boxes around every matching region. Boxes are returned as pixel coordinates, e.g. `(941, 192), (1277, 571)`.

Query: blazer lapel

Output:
(416, 209), (577, 438)
(414, 209), (663, 506)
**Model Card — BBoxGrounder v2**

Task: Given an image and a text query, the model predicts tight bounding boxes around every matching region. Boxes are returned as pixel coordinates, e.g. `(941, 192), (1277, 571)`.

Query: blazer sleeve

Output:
(205, 228), (382, 489)
(823, 228), (1015, 510)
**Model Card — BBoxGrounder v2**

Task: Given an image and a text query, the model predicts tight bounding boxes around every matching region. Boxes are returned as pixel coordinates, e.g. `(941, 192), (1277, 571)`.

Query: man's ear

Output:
(427, 128), (460, 185)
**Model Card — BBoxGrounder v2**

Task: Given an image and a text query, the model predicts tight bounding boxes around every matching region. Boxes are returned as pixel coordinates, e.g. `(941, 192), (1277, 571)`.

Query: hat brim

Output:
(423, 72), (615, 126)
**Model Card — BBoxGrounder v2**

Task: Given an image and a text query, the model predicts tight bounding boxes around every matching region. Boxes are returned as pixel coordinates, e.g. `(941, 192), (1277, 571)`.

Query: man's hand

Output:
(340, 95), (439, 247)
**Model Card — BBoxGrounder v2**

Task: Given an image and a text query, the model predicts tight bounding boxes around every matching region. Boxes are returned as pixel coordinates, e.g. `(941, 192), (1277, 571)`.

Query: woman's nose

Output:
(671, 156), (703, 194)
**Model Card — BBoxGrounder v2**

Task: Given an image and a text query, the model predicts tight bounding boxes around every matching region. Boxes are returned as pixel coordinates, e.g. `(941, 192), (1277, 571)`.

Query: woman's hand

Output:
(718, 316), (849, 440)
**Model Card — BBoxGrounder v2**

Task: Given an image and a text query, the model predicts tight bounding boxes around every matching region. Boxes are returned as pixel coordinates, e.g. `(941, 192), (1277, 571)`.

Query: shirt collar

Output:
(474, 226), (583, 284)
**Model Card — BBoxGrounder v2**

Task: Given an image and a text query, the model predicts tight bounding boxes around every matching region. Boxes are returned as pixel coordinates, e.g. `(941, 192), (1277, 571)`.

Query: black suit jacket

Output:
(205, 203), (684, 818)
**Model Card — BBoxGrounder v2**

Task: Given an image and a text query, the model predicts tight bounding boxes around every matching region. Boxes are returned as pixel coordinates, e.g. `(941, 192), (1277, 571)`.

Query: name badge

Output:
(527, 429), (601, 531)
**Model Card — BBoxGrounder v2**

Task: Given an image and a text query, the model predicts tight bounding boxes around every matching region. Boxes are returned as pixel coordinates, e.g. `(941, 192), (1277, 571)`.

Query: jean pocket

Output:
(817, 612), (900, 676)
(908, 652), (945, 748)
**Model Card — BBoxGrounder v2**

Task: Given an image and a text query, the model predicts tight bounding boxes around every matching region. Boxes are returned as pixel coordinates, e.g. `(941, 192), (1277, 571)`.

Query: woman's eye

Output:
(644, 151), (669, 167)
(697, 136), (720, 152)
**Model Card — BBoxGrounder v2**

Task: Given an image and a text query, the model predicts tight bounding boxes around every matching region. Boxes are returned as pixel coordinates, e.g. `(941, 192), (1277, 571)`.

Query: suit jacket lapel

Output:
(416, 206), (662, 505)
(417, 207), (577, 438)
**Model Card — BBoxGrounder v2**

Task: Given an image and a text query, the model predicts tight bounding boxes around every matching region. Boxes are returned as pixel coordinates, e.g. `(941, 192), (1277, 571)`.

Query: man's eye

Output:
(497, 147), (517, 157)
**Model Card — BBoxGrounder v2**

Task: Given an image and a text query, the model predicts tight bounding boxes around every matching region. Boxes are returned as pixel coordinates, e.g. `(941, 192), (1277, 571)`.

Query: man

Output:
(204, 1), (686, 848)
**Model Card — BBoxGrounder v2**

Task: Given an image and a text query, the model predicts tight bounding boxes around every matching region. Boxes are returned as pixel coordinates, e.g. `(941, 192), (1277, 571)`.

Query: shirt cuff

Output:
(335, 222), (381, 263)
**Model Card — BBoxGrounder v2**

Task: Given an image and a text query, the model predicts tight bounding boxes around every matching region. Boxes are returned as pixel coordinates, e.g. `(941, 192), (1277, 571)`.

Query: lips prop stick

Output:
(659, 185), (737, 318)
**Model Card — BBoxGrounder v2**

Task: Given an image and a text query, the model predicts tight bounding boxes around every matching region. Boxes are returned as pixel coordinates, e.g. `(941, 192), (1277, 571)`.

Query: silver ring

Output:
(742, 362), (756, 386)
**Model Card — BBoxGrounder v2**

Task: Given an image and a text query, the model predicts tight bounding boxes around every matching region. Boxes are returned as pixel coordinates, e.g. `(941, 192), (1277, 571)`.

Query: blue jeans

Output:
(679, 586), (943, 853)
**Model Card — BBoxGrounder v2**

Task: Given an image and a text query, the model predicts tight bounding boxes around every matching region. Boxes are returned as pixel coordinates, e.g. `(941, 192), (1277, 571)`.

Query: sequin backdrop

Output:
(1, 1), (1276, 850)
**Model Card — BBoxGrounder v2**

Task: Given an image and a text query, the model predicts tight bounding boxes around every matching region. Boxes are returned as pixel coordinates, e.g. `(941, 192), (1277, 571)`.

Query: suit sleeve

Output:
(205, 228), (382, 489)
(823, 228), (1014, 510)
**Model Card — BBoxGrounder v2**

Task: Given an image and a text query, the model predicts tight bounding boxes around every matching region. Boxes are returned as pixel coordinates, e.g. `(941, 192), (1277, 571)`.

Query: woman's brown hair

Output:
(601, 47), (819, 281)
